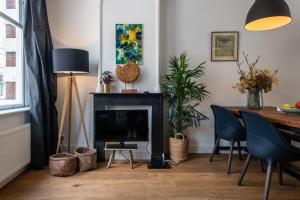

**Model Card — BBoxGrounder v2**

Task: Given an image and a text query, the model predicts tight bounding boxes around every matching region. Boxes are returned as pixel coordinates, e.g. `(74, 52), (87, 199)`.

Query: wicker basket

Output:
(49, 153), (77, 177)
(169, 133), (189, 162)
(75, 147), (97, 172)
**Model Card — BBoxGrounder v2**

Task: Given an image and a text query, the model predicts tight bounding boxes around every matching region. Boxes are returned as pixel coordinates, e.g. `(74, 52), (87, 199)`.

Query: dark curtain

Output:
(23, 0), (58, 168)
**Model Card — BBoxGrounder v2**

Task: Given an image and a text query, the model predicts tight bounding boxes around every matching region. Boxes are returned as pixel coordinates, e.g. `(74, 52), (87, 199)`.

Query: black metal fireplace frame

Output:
(91, 93), (168, 169)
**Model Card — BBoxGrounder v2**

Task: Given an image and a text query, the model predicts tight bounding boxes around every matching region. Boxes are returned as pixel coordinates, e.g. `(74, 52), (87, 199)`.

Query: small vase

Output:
(103, 83), (110, 93)
(247, 90), (263, 110)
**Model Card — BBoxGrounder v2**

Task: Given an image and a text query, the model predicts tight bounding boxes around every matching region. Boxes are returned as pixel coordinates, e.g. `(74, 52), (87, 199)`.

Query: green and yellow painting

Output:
(116, 24), (143, 64)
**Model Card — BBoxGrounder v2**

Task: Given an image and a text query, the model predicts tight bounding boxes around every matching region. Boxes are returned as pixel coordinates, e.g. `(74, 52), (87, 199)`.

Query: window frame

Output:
(0, 0), (24, 110)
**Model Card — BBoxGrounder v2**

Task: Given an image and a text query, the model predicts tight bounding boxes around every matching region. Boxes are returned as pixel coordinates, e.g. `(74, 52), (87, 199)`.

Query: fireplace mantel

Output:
(91, 92), (168, 169)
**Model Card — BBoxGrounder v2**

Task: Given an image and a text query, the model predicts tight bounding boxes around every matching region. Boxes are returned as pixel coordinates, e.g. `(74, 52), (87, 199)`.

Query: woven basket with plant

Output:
(161, 52), (209, 162)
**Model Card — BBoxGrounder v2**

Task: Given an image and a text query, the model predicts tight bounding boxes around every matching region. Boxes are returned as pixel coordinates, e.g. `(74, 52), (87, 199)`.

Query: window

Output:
(6, 24), (16, 38)
(5, 81), (15, 99)
(6, 0), (16, 9)
(6, 52), (16, 67)
(0, 1), (23, 108)
(0, 75), (4, 97)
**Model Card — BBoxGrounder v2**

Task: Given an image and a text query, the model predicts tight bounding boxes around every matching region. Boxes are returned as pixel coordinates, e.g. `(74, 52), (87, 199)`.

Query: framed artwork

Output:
(211, 31), (239, 62)
(116, 24), (143, 64)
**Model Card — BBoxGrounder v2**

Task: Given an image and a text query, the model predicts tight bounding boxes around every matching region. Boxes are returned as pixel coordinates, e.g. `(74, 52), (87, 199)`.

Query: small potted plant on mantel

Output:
(161, 52), (209, 162)
(101, 71), (114, 93)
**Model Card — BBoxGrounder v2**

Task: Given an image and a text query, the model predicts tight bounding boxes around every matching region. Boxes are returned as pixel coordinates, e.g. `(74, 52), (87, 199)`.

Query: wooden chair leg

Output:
(227, 141), (234, 174)
(237, 141), (242, 160)
(263, 162), (273, 200)
(277, 162), (283, 185)
(129, 150), (134, 169)
(238, 154), (252, 185)
(209, 137), (220, 162)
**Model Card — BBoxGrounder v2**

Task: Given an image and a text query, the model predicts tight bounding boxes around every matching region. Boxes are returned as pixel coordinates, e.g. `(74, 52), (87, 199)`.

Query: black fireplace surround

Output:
(91, 93), (167, 169)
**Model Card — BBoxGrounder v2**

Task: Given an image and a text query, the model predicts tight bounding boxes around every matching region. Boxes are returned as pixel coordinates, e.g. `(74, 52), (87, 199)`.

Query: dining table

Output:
(224, 106), (300, 180)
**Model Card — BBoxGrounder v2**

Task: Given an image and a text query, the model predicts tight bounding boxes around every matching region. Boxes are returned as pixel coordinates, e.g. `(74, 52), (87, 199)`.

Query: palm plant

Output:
(161, 52), (209, 138)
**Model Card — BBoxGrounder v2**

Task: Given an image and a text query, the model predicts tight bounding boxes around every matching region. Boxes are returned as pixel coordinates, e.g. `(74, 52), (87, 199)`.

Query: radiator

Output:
(0, 124), (31, 187)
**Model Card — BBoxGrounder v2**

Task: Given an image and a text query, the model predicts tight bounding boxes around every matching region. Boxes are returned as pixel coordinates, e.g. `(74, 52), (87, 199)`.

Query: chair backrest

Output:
(240, 111), (290, 162)
(211, 105), (245, 141)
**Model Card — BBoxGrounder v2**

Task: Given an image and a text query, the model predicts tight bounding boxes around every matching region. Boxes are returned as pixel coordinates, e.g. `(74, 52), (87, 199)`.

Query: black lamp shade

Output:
(53, 48), (89, 74)
(245, 0), (292, 31)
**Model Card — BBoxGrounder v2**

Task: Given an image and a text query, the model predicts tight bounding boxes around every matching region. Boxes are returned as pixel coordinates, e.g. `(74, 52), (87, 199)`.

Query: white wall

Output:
(47, 0), (300, 154)
(102, 0), (157, 92)
(162, 0), (300, 152)
(47, 0), (99, 148)
(47, 0), (157, 151)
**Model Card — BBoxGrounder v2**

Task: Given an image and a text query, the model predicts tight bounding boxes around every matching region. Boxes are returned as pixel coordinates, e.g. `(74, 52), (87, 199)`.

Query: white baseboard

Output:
(189, 145), (214, 153)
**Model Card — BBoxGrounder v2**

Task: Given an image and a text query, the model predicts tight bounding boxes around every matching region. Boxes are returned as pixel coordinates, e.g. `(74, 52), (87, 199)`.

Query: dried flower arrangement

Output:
(233, 52), (279, 94)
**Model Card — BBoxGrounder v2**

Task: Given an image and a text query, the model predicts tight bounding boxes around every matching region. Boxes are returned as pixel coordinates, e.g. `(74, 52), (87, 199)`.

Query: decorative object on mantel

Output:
(211, 32), (239, 62)
(161, 52), (209, 162)
(233, 52), (279, 110)
(116, 24), (143, 64)
(101, 71), (114, 93)
(52, 48), (90, 154)
(116, 62), (140, 93)
(245, 0), (292, 31)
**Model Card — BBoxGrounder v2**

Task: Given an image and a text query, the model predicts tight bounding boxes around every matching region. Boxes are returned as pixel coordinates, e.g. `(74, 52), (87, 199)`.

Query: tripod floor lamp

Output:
(53, 48), (90, 154)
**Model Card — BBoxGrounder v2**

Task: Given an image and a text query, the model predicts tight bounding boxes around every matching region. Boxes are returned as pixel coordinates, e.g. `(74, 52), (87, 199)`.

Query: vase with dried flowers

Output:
(233, 52), (279, 109)
(101, 71), (114, 93)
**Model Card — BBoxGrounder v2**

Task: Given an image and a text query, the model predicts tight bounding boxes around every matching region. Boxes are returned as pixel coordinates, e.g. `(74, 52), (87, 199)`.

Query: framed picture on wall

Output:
(211, 31), (239, 62)
(116, 24), (143, 64)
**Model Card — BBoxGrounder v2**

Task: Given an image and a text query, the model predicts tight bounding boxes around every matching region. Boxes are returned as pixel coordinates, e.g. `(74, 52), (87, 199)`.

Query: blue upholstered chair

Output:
(210, 105), (246, 174)
(238, 111), (300, 200)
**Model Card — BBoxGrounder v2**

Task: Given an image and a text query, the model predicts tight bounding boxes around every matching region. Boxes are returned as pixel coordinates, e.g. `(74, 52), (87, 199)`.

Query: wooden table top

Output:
(226, 106), (300, 130)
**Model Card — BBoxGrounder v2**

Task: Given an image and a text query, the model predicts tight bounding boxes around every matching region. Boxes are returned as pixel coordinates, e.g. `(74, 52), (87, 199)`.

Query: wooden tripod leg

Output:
(56, 77), (72, 154)
(68, 77), (73, 153)
(72, 77), (89, 147)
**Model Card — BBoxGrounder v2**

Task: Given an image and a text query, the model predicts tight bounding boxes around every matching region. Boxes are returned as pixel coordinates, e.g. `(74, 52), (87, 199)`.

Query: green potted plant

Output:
(161, 52), (209, 162)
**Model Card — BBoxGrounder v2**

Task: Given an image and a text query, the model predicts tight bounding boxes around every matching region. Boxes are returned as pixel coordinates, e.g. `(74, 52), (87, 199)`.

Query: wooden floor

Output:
(0, 154), (300, 200)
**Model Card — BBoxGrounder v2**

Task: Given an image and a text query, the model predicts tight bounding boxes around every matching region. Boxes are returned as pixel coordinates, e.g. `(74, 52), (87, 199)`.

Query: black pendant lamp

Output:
(245, 0), (292, 31)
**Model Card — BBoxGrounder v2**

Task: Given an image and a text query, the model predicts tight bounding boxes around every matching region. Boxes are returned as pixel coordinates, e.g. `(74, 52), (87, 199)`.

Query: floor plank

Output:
(0, 154), (299, 200)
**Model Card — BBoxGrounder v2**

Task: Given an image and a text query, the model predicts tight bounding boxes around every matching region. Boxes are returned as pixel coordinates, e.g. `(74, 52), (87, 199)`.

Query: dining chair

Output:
(210, 105), (246, 174)
(238, 111), (300, 200)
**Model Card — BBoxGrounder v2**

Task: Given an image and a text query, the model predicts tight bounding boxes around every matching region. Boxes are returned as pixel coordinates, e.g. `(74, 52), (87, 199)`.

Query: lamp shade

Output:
(245, 0), (292, 31)
(53, 48), (89, 74)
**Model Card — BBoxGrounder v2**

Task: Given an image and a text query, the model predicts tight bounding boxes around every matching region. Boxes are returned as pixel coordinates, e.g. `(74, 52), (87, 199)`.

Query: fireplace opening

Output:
(95, 110), (149, 143)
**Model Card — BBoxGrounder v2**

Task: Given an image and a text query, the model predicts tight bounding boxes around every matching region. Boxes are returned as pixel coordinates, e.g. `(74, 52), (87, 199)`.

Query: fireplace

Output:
(95, 109), (149, 142)
(91, 93), (168, 169)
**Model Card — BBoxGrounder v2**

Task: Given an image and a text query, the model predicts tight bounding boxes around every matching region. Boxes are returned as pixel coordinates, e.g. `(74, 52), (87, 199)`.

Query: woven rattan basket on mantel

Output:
(169, 133), (189, 162)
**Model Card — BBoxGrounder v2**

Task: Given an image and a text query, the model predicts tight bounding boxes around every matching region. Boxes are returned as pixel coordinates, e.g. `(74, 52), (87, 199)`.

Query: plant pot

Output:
(169, 133), (189, 162)
(247, 90), (263, 110)
(103, 83), (110, 93)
